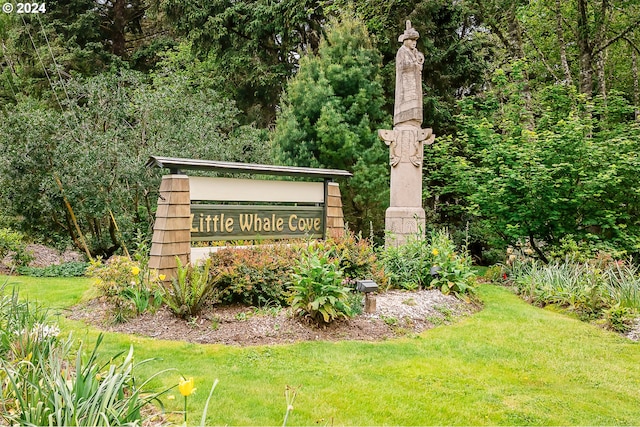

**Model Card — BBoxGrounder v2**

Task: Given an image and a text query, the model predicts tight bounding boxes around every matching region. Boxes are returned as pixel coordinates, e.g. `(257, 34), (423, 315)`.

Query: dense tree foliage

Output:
(329, 0), (492, 135)
(0, 68), (270, 257)
(155, 0), (327, 126)
(426, 61), (640, 261)
(1, 0), (639, 261)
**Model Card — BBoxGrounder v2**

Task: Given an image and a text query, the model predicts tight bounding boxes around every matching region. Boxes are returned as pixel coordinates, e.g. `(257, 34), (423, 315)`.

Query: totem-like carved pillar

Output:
(379, 21), (435, 246)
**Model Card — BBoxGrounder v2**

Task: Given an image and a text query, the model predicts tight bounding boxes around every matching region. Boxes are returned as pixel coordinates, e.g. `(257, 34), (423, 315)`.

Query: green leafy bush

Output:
(288, 245), (354, 324)
(379, 229), (477, 296)
(208, 243), (301, 306)
(323, 232), (388, 289)
(0, 228), (33, 269)
(429, 230), (477, 298)
(87, 255), (162, 323)
(18, 262), (89, 277)
(603, 304), (638, 333)
(164, 257), (218, 320)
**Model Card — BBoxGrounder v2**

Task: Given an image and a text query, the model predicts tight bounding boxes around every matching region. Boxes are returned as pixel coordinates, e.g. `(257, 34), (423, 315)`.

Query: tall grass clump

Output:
(0, 285), (57, 362)
(504, 256), (640, 331)
(0, 283), (167, 426)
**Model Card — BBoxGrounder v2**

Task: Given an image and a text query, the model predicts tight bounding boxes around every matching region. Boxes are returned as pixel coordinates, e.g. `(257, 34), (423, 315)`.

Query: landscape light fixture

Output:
(430, 266), (441, 279)
(356, 279), (378, 313)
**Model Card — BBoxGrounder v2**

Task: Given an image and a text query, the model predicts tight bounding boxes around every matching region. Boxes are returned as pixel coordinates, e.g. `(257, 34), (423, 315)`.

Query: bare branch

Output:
(593, 17), (640, 55)
(522, 29), (560, 82)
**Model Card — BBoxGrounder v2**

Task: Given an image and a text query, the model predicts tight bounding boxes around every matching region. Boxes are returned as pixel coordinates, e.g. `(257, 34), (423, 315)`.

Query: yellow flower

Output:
(159, 274), (166, 281)
(432, 248), (439, 256)
(131, 266), (140, 276)
(178, 377), (195, 397)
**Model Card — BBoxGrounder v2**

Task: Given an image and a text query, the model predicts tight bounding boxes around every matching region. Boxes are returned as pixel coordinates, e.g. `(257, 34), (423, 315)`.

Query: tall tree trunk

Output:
(554, 0), (573, 85)
(112, 0), (127, 57)
(577, 0), (594, 95)
(596, 50), (607, 98)
(633, 48), (639, 121)
(506, 3), (525, 59)
(595, 0), (609, 98)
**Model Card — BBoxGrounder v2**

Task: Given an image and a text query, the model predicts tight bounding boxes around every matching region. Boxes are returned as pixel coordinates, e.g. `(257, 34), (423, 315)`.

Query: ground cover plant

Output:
(18, 262), (89, 277)
(4, 274), (640, 425)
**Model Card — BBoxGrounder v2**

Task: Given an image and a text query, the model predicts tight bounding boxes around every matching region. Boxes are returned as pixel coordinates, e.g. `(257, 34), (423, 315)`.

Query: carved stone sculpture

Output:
(394, 21), (425, 127)
(378, 20), (435, 246)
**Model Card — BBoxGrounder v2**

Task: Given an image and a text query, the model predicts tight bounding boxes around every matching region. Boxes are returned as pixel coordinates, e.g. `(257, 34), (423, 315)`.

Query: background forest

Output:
(1, 0), (639, 263)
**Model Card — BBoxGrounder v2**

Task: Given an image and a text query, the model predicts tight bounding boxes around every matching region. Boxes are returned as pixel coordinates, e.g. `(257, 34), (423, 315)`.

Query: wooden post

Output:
(149, 175), (191, 282)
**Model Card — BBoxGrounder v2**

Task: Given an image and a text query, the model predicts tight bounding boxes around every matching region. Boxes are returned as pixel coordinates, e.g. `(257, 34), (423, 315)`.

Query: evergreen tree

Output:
(273, 16), (390, 235)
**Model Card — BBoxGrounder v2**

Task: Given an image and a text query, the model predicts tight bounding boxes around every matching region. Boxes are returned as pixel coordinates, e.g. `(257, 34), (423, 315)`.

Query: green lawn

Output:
(3, 275), (639, 425)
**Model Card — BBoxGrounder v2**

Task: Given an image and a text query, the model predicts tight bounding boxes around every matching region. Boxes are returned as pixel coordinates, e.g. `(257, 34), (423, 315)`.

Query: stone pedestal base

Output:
(385, 206), (425, 247)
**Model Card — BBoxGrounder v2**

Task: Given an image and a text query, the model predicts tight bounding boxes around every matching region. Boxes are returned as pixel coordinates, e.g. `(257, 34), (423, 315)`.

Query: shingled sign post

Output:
(146, 156), (351, 281)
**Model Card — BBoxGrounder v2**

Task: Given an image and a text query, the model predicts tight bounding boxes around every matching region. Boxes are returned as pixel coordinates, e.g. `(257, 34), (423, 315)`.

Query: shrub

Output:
(379, 229), (477, 297)
(208, 243), (301, 306)
(429, 230), (477, 298)
(0, 228), (33, 269)
(603, 304), (638, 333)
(288, 244), (354, 324)
(323, 232), (388, 288)
(87, 254), (162, 323)
(164, 257), (219, 320)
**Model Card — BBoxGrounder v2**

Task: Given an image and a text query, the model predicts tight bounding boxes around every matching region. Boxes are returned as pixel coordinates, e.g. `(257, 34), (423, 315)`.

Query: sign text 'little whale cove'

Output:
(190, 205), (324, 241)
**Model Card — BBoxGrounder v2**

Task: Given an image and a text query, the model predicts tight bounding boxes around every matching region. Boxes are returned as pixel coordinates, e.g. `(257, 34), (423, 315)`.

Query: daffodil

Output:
(179, 377), (195, 396)
(131, 266), (141, 276)
(432, 248), (439, 256)
(178, 376), (196, 423)
(159, 274), (166, 281)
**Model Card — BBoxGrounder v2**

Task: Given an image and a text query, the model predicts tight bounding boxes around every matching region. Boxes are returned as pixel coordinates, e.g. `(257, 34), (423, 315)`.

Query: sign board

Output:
(190, 205), (324, 241)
